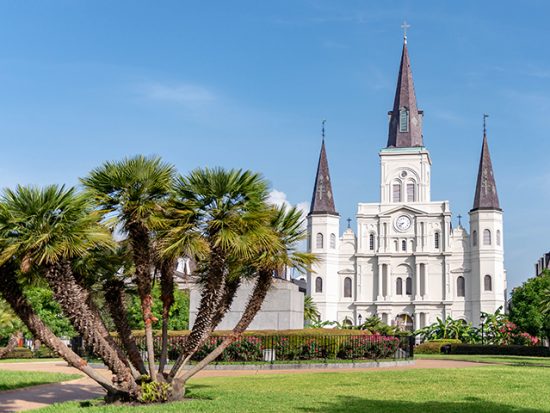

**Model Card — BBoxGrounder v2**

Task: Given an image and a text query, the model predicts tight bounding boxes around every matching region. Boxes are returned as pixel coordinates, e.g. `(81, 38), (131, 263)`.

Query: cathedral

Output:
(306, 36), (506, 331)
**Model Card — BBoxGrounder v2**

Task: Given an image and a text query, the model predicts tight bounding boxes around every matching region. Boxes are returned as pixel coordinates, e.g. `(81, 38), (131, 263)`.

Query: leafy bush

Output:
(447, 344), (550, 357)
(337, 335), (400, 360)
(34, 346), (56, 358)
(1, 347), (33, 359)
(415, 339), (461, 354)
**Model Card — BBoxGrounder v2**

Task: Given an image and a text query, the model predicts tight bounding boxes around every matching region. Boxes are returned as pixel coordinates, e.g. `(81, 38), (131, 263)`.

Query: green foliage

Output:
(0, 299), (23, 345)
(303, 295), (320, 325)
(25, 287), (76, 338)
(138, 380), (171, 403)
(357, 316), (401, 336)
(0, 347), (33, 359)
(414, 339), (461, 354)
(415, 316), (479, 343)
(446, 344), (550, 357)
(510, 270), (550, 340)
(126, 286), (189, 331)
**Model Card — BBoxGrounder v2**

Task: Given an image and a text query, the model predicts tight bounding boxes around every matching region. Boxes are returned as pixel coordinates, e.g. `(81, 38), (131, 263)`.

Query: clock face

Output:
(395, 215), (412, 231)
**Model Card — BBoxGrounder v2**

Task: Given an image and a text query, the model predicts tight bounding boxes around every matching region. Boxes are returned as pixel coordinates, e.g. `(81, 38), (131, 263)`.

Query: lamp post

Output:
(480, 313), (486, 345)
(357, 313), (363, 327)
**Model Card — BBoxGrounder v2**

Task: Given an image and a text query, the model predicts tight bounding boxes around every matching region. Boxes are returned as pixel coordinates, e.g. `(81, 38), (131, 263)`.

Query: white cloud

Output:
(268, 189), (309, 221)
(140, 82), (216, 105)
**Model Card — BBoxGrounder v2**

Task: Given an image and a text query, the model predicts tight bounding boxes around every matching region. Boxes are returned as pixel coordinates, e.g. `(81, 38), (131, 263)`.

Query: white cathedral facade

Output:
(306, 38), (506, 331)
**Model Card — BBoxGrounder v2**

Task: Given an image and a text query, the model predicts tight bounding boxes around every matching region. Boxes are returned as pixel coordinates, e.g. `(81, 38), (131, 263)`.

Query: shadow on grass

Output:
(299, 395), (546, 413)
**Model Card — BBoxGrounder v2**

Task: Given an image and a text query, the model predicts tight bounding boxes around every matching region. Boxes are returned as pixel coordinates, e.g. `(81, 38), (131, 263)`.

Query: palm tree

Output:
(171, 205), (315, 393)
(0, 185), (132, 394)
(81, 155), (176, 381)
(304, 295), (320, 325)
(164, 167), (277, 380)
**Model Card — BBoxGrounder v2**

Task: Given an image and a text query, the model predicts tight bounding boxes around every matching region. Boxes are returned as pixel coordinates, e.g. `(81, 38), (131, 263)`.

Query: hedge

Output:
(415, 339), (461, 354)
(0, 347), (33, 359)
(445, 344), (550, 357)
(123, 329), (374, 338)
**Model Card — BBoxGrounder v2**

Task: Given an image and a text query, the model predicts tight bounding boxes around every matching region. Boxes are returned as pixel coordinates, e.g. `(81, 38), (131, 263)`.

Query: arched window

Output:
(369, 233), (375, 251)
(401, 240), (407, 252)
(434, 232), (440, 249)
(484, 275), (492, 291)
(406, 182), (415, 202)
(457, 276), (465, 297)
(344, 277), (352, 298)
(316, 233), (323, 249)
(315, 277), (323, 293)
(396, 277), (403, 295)
(330, 233), (336, 249)
(392, 183), (402, 202)
(472, 231), (478, 247)
(483, 229), (491, 245)
(497, 230), (501, 246)
(405, 277), (412, 295)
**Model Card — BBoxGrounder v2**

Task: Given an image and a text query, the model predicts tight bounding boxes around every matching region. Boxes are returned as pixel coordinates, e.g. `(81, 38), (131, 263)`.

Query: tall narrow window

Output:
(405, 277), (412, 295)
(399, 107), (409, 132)
(369, 233), (375, 251)
(484, 275), (492, 291)
(406, 183), (415, 202)
(472, 231), (478, 247)
(315, 277), (323, 293)
(457, 276), (465, 297)
(330, 233), (336, 249)
(483, 229), (491, 245)
(396, 278), (403, 295)
(497, 230), (501, 246)
(401, 240), (407, 252)
(344, 277), (352, 298)
(316, 233), (323, 249)
(392, 183), (401, 202)
(434, 232), (440, 249)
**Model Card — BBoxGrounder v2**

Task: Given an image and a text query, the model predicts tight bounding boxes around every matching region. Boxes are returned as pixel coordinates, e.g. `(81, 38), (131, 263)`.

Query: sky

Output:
(0, 1), (548, 291)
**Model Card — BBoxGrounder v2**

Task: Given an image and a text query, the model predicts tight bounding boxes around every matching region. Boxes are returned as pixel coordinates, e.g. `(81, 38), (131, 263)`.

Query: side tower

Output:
(468, 124), (506, 323)
(307, 133), (340, 322)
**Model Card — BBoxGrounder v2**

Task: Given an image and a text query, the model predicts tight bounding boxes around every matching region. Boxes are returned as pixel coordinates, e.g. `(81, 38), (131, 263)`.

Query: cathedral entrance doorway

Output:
(395, 314), (414, 332)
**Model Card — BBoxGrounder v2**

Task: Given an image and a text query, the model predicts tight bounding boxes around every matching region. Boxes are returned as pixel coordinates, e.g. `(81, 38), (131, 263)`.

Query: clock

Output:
(395, 215), (412, 231)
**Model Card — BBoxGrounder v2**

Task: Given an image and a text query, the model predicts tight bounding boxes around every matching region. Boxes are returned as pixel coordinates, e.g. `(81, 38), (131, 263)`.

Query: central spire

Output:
(387, 36), (423, 148)
(309, 122), (338, 216)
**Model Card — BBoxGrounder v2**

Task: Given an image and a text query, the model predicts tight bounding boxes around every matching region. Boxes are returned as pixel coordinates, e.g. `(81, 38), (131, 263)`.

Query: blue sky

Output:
(0, 1), (548, 290)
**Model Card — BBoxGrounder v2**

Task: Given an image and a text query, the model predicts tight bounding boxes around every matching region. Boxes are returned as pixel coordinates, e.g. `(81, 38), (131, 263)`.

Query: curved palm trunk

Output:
(158, 259), (176, 375)
(104, 279), (148, 376)
(0, 266), (122, 397)
(44, 261), (135, 389)
(173, 269), (273, 392)
(129, 224), (157, 381)
(0, 331), (22, 359)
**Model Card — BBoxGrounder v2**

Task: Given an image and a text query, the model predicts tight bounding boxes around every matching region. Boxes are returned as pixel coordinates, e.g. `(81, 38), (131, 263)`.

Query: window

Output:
(330, 233), (336, 249)
(316, 233), (323, 249)
(434, 232), (440, 249)
(497, 230), (501, 246)
(396, 277), (403, 295)
(483, 229), (491, 246)
(405, 277), (412, 295)
(401, 240), (407, 252)
(407, 183), (415, 202)
(392, 183), (401, 202)
(369, 233), (375, 251)
(457, 276), (465, 297)
(315, 277), (323, 293)
(472, 231), (478, 247)
(344, 277), (352, 298)
(484, 275), (492, 291)
(399, 107), (409, 132)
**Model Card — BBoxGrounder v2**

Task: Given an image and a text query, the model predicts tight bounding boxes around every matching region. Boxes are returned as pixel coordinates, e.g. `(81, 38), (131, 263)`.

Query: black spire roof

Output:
(387, 39), (424, 148)
(309, 140), (338, 216)
(471, 131), (501, 212)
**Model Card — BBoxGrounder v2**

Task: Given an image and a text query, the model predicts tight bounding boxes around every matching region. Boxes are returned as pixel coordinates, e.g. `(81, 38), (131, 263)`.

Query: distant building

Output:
(535, 252), (550, 276)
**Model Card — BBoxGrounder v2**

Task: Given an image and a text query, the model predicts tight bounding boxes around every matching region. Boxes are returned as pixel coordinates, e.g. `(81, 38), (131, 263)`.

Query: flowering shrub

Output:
(337, 335), (400, 360)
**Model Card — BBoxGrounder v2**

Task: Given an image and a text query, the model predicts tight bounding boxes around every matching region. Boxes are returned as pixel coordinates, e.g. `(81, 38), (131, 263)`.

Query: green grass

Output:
(0, 370), (80, 391)
(416, 353), (550, 367)
(33, 365), (550, 412)
(0, 358), (63, 363)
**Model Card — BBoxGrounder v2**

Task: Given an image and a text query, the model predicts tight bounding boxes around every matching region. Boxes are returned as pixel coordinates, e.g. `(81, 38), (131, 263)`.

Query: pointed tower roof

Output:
(387, 38), (424, 148)
(471, 127), (501, 212)
(309, 138), (338, 216)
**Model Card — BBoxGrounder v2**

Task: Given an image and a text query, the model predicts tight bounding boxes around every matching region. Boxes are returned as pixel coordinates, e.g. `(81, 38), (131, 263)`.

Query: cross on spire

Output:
(401, 20), (411, 43)
(321, 119), (326, 142)
(457, 214), (462, 227)
(347, 217), (351, 229)
(483, 113), (489, 136)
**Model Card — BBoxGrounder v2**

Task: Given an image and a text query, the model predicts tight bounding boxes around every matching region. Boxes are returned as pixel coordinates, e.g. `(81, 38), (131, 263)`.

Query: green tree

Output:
(510, 271), (550, 341)
(304, 295), (320, 325)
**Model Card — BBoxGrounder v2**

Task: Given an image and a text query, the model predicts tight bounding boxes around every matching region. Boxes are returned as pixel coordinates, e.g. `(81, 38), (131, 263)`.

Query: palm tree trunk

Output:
(0, 331), (22, 359)
(158, 259), (175, 375)
(103, 279), (148, 375)
(129, 224), (157, 381)
(44, 261), (136, 389)
(173, 269), (272, 387)
(0, 266), (124, 397)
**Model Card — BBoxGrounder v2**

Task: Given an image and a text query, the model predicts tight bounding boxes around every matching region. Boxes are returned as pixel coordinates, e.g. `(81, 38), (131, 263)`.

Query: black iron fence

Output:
(86, 334), (415, 363)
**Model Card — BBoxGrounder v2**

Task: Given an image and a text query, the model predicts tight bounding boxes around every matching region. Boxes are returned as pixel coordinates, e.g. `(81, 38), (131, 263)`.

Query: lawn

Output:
(0, 370), (80, 391)
(34, 365), (550, 412)
(415, 353), (550, 367)
(0, 358), (63, 363)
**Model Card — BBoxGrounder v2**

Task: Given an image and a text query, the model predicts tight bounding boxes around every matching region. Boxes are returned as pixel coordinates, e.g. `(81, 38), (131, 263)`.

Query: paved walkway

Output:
(0, 359), (487, 412)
